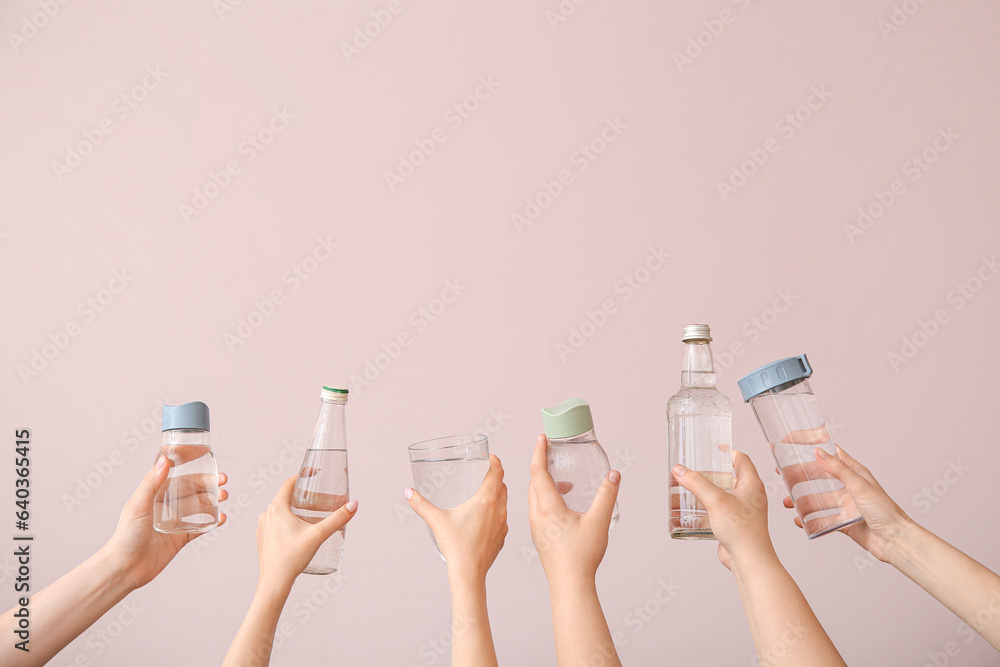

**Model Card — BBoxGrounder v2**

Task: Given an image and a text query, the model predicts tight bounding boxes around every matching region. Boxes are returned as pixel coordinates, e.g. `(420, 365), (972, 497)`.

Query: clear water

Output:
(667, 398), (733, 540)
(292, 449), (349, 574)
(547, 440), (620, 527)
(411, 457), (490, 557)
(153, 449), (219, 534)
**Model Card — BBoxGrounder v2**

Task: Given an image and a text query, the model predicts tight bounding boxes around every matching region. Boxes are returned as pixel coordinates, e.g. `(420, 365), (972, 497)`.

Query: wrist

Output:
(447, 563), (488, 590)
(92, 545), (139, 599)
(729, 542), (781, 579)
(257, 572), (296, 601)
(882, 516), (926, 569)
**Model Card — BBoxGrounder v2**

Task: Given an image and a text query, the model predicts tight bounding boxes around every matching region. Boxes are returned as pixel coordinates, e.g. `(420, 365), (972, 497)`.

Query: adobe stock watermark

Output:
(671, 0), (756, 73)
(61, 398), (170, 514)
(750, 620), (809, 667)
(17, 269), (134, 386)
(512, 116), (627, 233)
(179, 106), (295, 221)
(886, 254), (997, 373)
(383, 75), (501, 192)
(714, 287), (800, 377)
(270, 572), (350, 655)
(843, 126), (958, 244)
(340, 0), (414, 63)
(877, 0), (935, 40)
(349, 277), (467, 393)
(50, 600), (142, 667)
(224, 236), (338, 351)
(554, 245), (669, 362)
(543, 0), (592, 30)
(7, 0), (72, 54)
(716, 85), (833, 202)
(213, 0), (249, 21)
(51, 66), (168, 182)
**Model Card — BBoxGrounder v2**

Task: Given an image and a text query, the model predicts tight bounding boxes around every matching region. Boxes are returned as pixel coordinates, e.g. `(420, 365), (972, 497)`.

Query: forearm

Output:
(448, 570), (497, 667)
(0, 546), (134, 666)
(888, 521), (1000, 649)
(732, 549), (845, 667)
(548, 576), (621, 667)
(222, 578), (293, 667)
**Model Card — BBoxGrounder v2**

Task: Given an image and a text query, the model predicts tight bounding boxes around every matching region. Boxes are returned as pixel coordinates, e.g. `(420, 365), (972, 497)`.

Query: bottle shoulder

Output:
(667, 388), (733, 416)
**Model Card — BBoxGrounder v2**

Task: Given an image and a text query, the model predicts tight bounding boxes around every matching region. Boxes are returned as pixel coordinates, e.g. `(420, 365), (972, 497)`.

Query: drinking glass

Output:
(408, 434), (490, 559)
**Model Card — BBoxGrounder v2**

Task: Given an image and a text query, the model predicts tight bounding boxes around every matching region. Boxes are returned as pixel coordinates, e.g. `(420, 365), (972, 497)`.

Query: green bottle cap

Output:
(321, 386), (349, 402)
(541, 397), (594, 439)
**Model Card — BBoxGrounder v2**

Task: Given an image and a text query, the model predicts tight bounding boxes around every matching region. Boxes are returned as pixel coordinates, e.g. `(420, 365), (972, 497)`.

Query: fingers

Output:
(219, 488), (229, 503)
(585, 470), (621, 524)
(777, 458), (828, 488)
(673, 464), (727, 510)
(218, 472), (228, 487)
(731, 451), (762, 492)
(529, 434), (564, 510)
(271, 476), (298, 509)
(134, 455), (170, 506)
(780, 426), (832, 445)
(834, 446), (881, 487)
(478, 455), (505, 496)
(405, 486), (443, 528)
(815, 447), (873, 498)
(313, 500), (359, 541)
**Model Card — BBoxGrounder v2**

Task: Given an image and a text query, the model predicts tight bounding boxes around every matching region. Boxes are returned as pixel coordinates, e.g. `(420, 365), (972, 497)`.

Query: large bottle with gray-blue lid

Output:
(737, 354), (862, 539)
(154, 401), (219, 534)
(541, 398), (619, 528)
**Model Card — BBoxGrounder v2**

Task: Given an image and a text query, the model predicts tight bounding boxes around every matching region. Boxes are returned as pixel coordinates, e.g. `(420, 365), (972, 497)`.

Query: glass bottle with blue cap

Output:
(737, 355), (863, 539)
(154, 401), (219, 534)
(541, 398), (620, 528)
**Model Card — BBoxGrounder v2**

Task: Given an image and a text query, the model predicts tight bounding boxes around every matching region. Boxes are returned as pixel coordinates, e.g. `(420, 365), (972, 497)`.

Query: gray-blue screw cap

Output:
(161, 401), (211, 431)
(737, 355), (812, 402)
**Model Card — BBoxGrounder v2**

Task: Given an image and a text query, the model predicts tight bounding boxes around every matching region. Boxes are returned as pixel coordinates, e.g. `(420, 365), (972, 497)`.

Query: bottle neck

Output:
(162, 429), (210, 446)
(312, 400), (347, 450)
(547, 428), (597, 445)
(680, 340), (717, 388)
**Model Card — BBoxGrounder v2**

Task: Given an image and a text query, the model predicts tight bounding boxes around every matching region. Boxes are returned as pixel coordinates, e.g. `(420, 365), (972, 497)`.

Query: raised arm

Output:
(528, 435), (622, 667)
(790, 446), (1000, 650)
(674, 451), (846, 667)
(223, 476), (358, 667)
(406, 455), (508, 667)
(0, 457), (229, 666)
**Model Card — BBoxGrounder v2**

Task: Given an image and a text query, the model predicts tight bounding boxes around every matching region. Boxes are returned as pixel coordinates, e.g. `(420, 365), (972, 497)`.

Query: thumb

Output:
(312, 500), (359, 542)
(135, 455), (170, 506)
(815, 448), (872, 498)
(405, 487), (443, 528)
(586, 470), (621, 525)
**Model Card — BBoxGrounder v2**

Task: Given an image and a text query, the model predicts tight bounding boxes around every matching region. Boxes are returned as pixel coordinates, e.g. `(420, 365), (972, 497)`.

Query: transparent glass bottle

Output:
(154, 401), (219, 534)
(668, 324), (733, 540)
(292, 386), (351, 575)
(542, 398), (620, 527)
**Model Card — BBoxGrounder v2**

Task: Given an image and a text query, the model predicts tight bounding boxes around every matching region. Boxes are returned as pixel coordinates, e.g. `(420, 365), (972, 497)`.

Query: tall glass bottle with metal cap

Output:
(542, 398), (620, 527)
(668, 324), (733, 539)
(154, 401), (219, 534)
(292, 386), (351, 574)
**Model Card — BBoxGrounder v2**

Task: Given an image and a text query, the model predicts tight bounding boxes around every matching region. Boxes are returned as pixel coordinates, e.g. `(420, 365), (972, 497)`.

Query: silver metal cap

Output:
(682, 324), (712, 342)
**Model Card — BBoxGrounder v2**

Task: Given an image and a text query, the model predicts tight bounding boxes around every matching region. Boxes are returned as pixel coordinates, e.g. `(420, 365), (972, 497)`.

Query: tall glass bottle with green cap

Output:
(668, 324), (733, 540)
(292, 386), (351, 574)
(541, 398), (619, 527)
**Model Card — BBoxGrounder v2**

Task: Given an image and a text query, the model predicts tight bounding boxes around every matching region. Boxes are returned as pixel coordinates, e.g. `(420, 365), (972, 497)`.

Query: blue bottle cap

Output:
(162, 401), (211, 431)
(736, 355), (812, 402)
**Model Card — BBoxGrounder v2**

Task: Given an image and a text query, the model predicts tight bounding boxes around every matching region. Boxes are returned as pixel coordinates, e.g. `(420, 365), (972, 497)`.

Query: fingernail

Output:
(155, 455), (166, 469)
(608, 470), (621, 484)
(672, 464), (687, 476)
(403, 487), (414, 500)
(815, 448), (829, 460)
(346, 500), (359, 512)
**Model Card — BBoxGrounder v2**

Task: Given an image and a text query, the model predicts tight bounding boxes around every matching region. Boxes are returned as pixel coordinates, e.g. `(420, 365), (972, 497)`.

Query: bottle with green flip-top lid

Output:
(541, 397), (620, 528)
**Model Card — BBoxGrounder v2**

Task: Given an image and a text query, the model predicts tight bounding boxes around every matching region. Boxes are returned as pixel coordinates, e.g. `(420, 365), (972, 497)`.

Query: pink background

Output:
(2, 1), (1000, 665)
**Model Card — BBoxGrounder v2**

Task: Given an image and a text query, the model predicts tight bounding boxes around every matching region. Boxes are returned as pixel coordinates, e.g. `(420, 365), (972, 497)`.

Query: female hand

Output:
(673, 450), (772, 570)
(103, 455), (229, 591)
(781, 445), (913, 562)
(256, 476), (358, 590)
(528, 435), (620, 583)
(405, 454), (508, 582)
